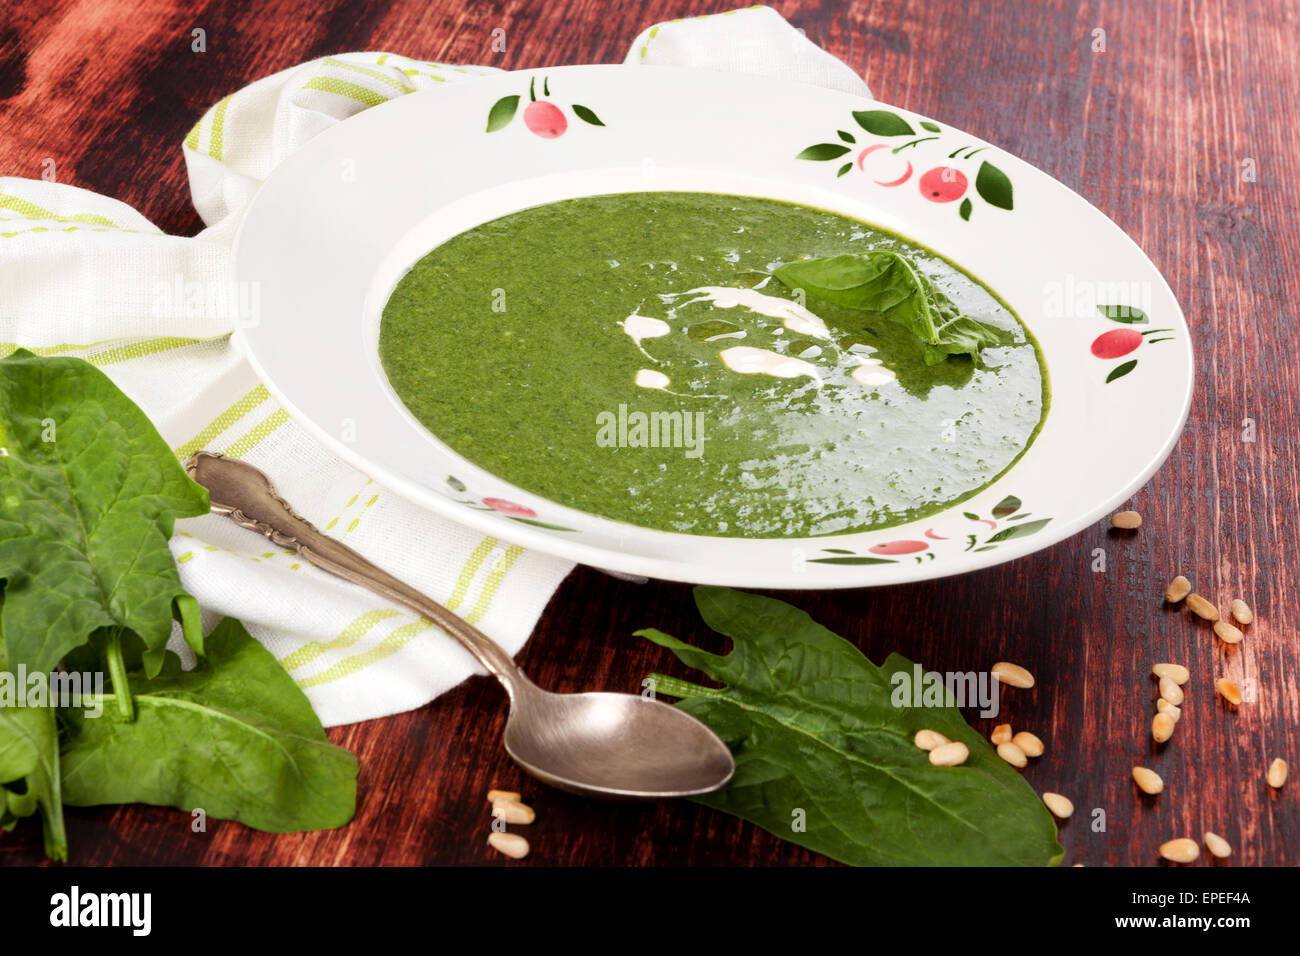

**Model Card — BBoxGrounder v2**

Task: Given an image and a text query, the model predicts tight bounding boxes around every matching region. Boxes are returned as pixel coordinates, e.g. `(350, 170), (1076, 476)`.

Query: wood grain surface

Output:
(1, 0), (1297, 867)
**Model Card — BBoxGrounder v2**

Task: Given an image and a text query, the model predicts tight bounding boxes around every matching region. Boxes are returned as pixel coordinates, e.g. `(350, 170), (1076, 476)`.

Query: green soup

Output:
(379, 192), (1047, 537)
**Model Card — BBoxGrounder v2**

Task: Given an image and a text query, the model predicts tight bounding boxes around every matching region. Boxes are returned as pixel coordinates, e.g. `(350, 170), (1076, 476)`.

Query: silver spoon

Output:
(184, 451), (735, 799)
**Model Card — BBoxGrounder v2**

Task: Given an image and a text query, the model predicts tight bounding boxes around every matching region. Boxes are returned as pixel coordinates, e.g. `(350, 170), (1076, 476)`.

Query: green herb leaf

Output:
(959, 197), (972, 221)
(919, 120), (941, 133)
(1097, 304), (1149, 325)
(851, 109), (915, 136)
(975, 160), (1014, 210)
(0, 352), (209, 676)
(571, 104), (604, 127)
(985, 517), (1052, 542)
(807, 556), (895, 565)
(504, 515), (578, 532)
(773, 252), (1009, 364)
(796, 143), (852, 161)
(638, 587), (1063, 866)
(486, 95), (520, 132)
(61, 617), (357, 833)
(991, 495), (1022, 518)
(1106, 359), (1138, 383)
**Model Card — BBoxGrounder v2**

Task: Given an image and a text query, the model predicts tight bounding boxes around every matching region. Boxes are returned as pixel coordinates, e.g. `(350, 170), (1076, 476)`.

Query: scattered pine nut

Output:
(1042, 792), (1074, 818)
(487, 831), (530, 859)
(1204, 832), (1232, 859)
(1186, 593), (1219, 621)
(914, 729), (950, 751)
(1214, 621), (1244, 645)
(1159, 838), (1200, 863)
(1012, 731), (1044, 757)
(1158, 676), (1184, 706)
(997, 741), (1028, 768)
(1110, 510), (1142, 529)
(1267, 758), (1288, 789)
(1152, 662), (1189, 685)
(992, 661), (1035, 689)
(1156, 698), (1182, 721)
(487, 789), (521, 803)
(929, 741), (970, 767)
(1215, 678), (1243, 706)
(491, 800), (536, 825)
(1165, 575), (1192, 603)
(1133, 766), (1164, 794)
(1152, 712), (1175, 743)
(991, 723), (1013, 745)
(1230, 599), (1253, 625)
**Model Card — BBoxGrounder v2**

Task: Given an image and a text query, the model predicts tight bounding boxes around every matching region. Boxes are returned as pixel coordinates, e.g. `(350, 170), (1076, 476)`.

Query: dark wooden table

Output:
(1, 0), (1296, 867)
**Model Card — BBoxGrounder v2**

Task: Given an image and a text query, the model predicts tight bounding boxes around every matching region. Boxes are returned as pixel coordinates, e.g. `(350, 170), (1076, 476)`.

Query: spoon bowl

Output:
(504, 687), (735, 798)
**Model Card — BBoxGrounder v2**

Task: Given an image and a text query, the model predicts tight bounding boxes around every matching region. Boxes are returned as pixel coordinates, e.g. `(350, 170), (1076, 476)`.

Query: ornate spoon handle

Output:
(184, 451), (530, 698)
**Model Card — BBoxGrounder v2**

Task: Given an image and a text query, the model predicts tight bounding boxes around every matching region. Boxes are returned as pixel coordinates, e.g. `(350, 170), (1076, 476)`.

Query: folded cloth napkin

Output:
(0, 6), (871, 727)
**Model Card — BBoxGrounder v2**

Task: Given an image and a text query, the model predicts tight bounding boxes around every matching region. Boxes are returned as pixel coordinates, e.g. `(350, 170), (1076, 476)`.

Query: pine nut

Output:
(1158, 676), (1184, 706)
(1159, 838), (1200, 863)
(1214, 621), (1243, 644)
(1165, 575), (1192, 603)
(1111, 510), (1142, 529)
(991, 723), (1013, 745)
(491, 800), (536, 824)
(1042, 792), (1074, 818)
(1267, 758), (1288, 789)
(997, 741), (1028, 768)
(1186, 593), (1219, 621)
(1215, 678), (1242, 706)
(487, 831), (530, 859)
(1204, 832), (1232, 858)
(1152, 662), (1189, 685)
(1230, 599), (1253, 625)
(1152, 712), (1175, 743)
(1133, 766), (1164, 794)
(992, 661), (1035, 689)
(1012, 731), (1044, 757)
(487, 789), (521, 803)
(1156, 698), (1182, 721)
(914, 729), (950, 751)
(929, 741), (970, 766)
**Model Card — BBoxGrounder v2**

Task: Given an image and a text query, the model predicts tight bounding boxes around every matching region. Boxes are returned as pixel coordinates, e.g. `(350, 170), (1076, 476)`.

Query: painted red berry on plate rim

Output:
(482, 497), (537, 517)
(524, 100), (567, 138)
(919, 166), (968, 202)
(1091, 328), (1143, 359)
(868, 540), (929, 555)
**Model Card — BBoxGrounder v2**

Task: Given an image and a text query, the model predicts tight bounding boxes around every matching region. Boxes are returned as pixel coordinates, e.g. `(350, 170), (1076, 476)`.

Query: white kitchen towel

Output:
(0, 6), (871, 727)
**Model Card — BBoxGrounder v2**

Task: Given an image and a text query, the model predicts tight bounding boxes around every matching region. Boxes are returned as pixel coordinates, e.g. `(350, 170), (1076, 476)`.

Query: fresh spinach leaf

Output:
(0, 697), (67, 861)
(773, 252), (1010, 365)
(0, 590), (68, 860)
(638, 587), (1063, 867)
(0, 350), (209, 676)
(61, 617), (357, 833)
(0, 352), (357, 858)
